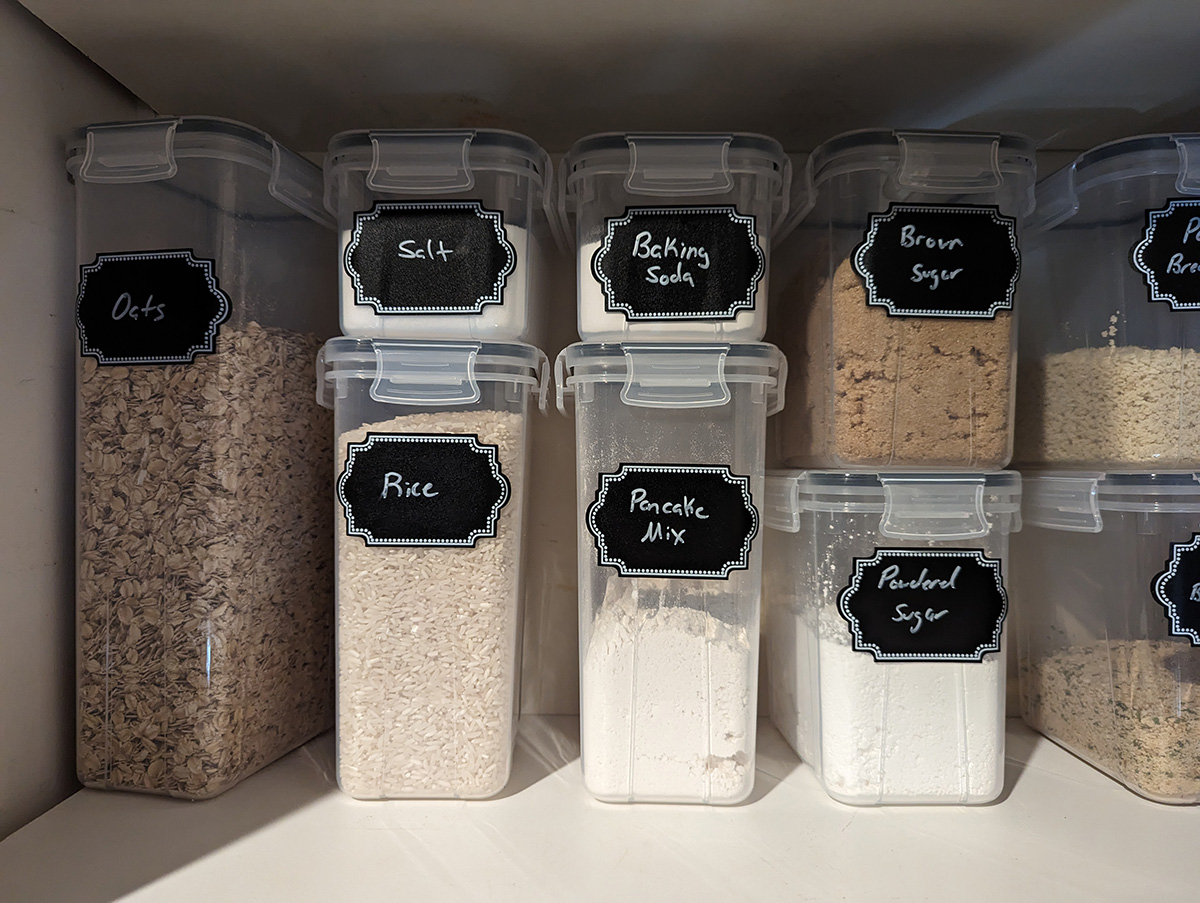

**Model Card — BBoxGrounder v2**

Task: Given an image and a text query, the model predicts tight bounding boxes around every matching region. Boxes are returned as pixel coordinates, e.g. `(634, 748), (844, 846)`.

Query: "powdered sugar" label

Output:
(837, 548), (1007, 661)
(586, 464), (758, 578)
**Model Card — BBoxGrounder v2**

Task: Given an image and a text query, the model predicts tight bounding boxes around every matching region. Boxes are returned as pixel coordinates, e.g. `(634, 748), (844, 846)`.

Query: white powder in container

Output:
(766, 531), (1004, 805)
(577, 238), (767, 341)
(335, 408), (525, 799)
(813, 620), (1003, 804)
(340, 223), (532, 340)
(580, 577), (755, 803)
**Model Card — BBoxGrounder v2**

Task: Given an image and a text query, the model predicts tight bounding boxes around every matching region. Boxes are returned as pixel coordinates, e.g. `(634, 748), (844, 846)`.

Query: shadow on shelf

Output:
(0, 731), (339, 903)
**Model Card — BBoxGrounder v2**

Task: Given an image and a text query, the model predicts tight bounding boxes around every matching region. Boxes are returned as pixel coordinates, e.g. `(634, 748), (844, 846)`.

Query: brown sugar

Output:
(776, 255), (1014, 468)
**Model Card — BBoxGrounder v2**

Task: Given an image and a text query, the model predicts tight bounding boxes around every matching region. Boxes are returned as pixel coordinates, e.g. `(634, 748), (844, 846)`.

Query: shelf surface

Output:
(1, 717), (1196, 902)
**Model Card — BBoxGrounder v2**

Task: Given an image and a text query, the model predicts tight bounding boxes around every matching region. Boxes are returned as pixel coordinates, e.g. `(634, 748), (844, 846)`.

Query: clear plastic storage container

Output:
(762, 471), (1021, 805)
(325, 129), (552, 342)
(556, 342), (784, 803)
(561, 133), (791, 342)
(320, 337), (547, 799)
(771, 129), (1036, 469)
(1015, 472), (1200, 803)
(70, 117), (337, 799)
(1014, 135), (1200, 469)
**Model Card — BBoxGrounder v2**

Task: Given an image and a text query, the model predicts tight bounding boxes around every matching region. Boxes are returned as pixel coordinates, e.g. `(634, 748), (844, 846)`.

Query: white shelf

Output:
(2, 717), (1196, 902)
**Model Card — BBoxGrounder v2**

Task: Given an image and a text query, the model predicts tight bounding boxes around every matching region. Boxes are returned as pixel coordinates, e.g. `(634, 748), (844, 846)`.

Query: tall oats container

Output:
(71, 117), (337, 799)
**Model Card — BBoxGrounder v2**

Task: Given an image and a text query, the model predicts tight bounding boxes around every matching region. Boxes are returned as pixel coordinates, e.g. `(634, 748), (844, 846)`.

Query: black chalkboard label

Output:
(852, 204), (1020, 318)
(345, 201), (516, 315)
(76, 250), (230, 365)
(586, 464), (758, 579)
(591, 206), (763, 320)
(1133, 199), (1200, 310)
(1153, 533), (1200, 646)
(837, 549), (1007, 662)
(338, 433), (509, 547)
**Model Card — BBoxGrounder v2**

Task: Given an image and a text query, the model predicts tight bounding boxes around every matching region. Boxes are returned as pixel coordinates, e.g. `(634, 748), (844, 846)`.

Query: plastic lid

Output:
(555, 342), (785, 414)
(801, 128), (1036, 218)
(318, 337), (549, 410)
(1029, 133), (1200, 234)
(1023, 471), (1200, 532)
(325, 128), (549, 200)
(764, 470), (1022, 540)
(66, 117), (331, 228)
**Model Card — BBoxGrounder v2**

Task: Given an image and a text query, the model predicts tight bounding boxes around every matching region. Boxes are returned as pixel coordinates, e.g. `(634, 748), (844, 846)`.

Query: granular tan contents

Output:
(1022, 640), (1200, 801)
(1014, 346), (1200, 466)
(336, 409), (525, 799)
(77, 322), (333, 799)
(779, 256), (1013, 468)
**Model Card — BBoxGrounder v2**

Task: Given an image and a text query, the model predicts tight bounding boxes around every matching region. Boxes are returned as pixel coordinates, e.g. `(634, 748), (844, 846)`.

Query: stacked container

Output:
(1013, 135), (1200, 803)
(558, 132), (790, 803)
(762, 129), (1036, 804)
(71, 117), (336, 798)
(322, 129), (553, 798)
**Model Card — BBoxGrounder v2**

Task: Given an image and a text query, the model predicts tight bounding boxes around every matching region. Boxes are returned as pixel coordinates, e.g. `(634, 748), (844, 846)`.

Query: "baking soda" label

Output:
(76, 250), (230, 365)
(586, 464), (758, 578)
(345, 201), (516, 314)
(853, 204), (1020, 318)
(1153, 532), (1200, 645)
(838, 548), (1008, 661)
(591, 206), (763, 320)
(339, 432), (509, 547)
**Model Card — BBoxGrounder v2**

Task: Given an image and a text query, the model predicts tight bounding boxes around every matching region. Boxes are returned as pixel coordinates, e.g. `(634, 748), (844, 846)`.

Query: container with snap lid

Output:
(320, 337), (547, 799)
(325, 129), (553, 342)
(561, 133), (791, 342)
(770, 129), (1036, 470)
(1014, 471), (1200, 803)
(762, 470), (1021, 805)
(556, 342), (785, 803)
(69, 116), (336, 799)
(1014, 135), (1200, 469)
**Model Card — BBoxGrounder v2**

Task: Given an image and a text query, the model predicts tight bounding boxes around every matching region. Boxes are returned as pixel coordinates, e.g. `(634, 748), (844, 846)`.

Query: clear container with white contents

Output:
(762, 471), (1021, 805)
(560, 133), (791, 342)
(325, 129), (553, 342)
(319, 337), (547, 799)
(1014, 135), (1200, 469)
(556, 342), (785, 804)
(1014, 472), (1200, 803)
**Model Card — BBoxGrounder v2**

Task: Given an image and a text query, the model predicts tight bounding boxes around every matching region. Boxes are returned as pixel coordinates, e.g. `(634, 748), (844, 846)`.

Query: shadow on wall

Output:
(904, 0), (1200, 147)
(60, 0), (1138, 152)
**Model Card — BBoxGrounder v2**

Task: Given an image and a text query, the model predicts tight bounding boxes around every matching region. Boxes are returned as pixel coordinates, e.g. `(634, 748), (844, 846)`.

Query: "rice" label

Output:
(339, 432), (509, 547)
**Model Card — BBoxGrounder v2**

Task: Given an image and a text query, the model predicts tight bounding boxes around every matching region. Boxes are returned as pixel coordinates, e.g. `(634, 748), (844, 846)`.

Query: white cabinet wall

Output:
(0, 0), (149, 839)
